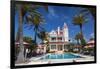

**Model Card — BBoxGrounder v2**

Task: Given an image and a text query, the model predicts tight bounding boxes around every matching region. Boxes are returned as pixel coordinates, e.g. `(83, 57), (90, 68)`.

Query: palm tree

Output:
(15, 4), (25, 63)
(38, 31), (48, 42)
(33, 14), (45, 43)
(75, 32), (83, 45)
(15, 4), (48, 63)
(23, 36), (37, 55)
(75, 32), (83, 51)
(24, 4), (48, 44)
(25, 12), (46, 43)
(38, 31), (49, 53)
(73, 13), (88, 35)
(23, 36), (33, 43)
(75, 32), (86, 53)
(73, 13), (87, 47)
(39, 31), (49, 47)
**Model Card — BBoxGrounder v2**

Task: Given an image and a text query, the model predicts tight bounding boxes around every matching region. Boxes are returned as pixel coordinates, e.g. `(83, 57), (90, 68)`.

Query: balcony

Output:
(49, 36), (65, 42)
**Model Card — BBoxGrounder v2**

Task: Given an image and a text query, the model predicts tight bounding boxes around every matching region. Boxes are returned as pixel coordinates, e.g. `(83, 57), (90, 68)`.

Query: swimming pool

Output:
(40, 53), (81, 60)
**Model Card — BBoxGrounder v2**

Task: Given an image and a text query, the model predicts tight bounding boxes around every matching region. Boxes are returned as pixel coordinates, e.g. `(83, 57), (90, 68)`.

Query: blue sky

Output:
(15, 5), (95, 43)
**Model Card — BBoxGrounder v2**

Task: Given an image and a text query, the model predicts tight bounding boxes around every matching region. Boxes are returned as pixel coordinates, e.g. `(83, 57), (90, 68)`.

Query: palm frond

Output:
(73, 13), (88, 25)
(80, 7), (96, 18)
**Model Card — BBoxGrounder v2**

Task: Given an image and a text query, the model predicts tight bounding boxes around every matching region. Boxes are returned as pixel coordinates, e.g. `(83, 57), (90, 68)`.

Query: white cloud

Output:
(90, 33), (94, 38)
(47, 7), (59, 19)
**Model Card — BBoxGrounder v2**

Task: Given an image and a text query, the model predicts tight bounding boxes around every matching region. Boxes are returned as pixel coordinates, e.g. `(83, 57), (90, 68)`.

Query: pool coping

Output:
(15, 53), (94, 66)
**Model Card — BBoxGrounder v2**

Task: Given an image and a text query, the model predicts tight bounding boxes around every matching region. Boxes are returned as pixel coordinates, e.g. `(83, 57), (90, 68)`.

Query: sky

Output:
(15, 5), (95, 43)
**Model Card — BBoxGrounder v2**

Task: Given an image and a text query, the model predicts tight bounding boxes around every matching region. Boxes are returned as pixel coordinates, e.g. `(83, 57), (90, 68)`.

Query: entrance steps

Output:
(55, 51), (64, 54)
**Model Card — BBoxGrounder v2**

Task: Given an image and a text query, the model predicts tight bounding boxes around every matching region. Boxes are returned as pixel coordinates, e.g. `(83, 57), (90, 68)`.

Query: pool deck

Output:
(15, 53), (94, 66)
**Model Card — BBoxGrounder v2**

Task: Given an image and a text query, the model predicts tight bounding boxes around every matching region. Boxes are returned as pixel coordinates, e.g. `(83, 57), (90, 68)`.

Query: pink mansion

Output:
(48, 22), (69, 52)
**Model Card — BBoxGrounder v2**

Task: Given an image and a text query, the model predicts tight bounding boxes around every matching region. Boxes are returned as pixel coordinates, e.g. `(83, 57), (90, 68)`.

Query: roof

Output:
(84, 45), (94, 48)
(49, 42), (69, 44)
(56, 31), (63, 35)
(49, 22), (68, 36)
(85, 40), (95, 48)
(37, 44), (45, 48)
(15, 42), (29, 45)
(87, 40), (95, 44)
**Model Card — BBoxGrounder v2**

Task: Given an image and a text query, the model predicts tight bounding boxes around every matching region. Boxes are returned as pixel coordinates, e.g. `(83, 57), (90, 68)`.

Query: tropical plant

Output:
(26, 14), (45, 42)
(75, 32), (83, 45)
(39, 31), (49, 52)
(38, 31), (49, 43)
(80, 38), (86, 47)
(23, 36), (33, 43)
(24, 5), (48, 45)
(73, 13), (88, 52)
(67, 40), (74, 52)
(74, 33), (86, 53)
(15, 3), (48, 63)
(15, 4), (26, 63)
(23, 36), (37, 51)
(73, 13), (88, 34)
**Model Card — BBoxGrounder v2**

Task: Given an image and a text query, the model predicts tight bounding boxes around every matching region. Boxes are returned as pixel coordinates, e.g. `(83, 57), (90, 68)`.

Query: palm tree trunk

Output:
(80, 24), (83, 35)
(79, 24), (85, 53)
(34, 32), (37, 43)
(16, 5), (25, 63)
(80, 24), (83, 45)
(34, 27), (38, 44)
(78, 39), (80, 45)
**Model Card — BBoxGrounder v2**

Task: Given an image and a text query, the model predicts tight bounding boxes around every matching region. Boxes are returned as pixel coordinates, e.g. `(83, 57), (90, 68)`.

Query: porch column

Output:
(63, 44), (64, 51)
(49, 45), (51, 52)
(44, 45), (46, 53)
(56, 44), (57, 51)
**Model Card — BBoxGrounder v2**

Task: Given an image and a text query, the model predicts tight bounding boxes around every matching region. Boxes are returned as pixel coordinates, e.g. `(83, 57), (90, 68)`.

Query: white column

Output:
(49, 45), (51, 52)
(56, 44), (57, 51)
(62, 44), (64, 51)
(56, 37), (57, 42)
(44, 45), (46, 53)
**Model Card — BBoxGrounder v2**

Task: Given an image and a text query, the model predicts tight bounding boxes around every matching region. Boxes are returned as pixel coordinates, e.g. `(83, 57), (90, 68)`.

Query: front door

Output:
(58, 45), (63, 51)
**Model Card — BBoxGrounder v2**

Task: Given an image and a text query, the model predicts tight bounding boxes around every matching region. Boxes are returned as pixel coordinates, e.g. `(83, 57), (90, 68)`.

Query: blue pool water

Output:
(41, 53), (81, 59)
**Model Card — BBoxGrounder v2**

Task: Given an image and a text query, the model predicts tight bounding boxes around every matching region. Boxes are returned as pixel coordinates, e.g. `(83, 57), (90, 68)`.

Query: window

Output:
(51, 45), (56, 49)
(51, 37), (56, 41)
(58, 37), (62, 41)
(64, 45), (68, 49)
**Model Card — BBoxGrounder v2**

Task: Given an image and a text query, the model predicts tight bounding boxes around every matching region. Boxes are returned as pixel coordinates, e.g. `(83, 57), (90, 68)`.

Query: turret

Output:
(57, 26), (60, 35)
(63, 22), (69, 42)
